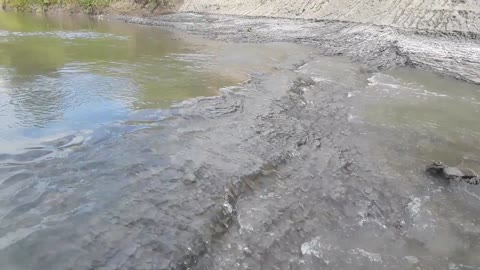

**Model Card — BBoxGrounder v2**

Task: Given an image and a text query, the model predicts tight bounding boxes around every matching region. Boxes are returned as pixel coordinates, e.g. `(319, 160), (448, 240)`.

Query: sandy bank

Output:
(179, 0), (480, 34)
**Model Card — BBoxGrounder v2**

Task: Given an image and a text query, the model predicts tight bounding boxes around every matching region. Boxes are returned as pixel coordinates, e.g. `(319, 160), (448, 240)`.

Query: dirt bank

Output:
(38, 0), (480, 36)
(110, 0), (480, 86)
(180, 0), (480, 34)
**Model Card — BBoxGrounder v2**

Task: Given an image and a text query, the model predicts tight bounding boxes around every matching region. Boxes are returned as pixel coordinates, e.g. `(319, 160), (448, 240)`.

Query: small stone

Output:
(178, 223), (189, 231)
(183, 173), (197, 185)
(443, 167), (464, 179)
(466, 177), (480, 185)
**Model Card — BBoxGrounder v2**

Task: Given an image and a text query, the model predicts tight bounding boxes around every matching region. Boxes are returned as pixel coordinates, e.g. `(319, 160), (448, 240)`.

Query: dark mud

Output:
(1, 13), (480, 270)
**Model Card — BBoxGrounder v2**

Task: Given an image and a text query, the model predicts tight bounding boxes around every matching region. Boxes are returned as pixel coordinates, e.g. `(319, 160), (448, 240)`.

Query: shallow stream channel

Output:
(0, 12), (480, 270)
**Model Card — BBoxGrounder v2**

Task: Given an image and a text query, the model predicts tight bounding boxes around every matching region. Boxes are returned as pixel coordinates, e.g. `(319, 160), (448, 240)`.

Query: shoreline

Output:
(3, 7), (480, 85)
(115, 12), (480, 85)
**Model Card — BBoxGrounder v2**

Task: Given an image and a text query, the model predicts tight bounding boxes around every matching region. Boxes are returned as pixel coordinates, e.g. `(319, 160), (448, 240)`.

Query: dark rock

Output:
(426, 162), (480, 185)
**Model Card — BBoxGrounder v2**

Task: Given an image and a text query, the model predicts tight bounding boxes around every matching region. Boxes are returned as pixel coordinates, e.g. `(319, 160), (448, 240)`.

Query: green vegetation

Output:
(77, 0), (111, 14)
(6, 0), (56, 12)
(1, 0), (178, 14)
(2, 0), (111, 13)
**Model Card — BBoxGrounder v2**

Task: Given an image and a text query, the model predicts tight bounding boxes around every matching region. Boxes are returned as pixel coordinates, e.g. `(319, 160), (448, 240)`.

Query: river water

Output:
(0, 12), (236, 156)
(0, 12), (298, 158)
(1, 12), (480, 270)
(359, 68), (480, 174)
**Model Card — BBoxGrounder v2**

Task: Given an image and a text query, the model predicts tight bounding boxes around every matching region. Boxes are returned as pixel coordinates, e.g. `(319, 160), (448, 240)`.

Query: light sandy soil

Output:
(180, 0), (480, 34)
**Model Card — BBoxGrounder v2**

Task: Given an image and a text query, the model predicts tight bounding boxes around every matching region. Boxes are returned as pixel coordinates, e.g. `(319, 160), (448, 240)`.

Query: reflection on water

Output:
(0, 12), (237, 155)
(360, 68), (480, 171)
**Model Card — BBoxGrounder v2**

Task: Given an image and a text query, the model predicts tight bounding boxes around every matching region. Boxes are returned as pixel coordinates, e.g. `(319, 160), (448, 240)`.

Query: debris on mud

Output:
(426, 162), (480, 185)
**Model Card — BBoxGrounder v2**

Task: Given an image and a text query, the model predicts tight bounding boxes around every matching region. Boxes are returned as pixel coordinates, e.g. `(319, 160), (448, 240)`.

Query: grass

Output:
(77, 0), (110, 13)
(3, 0), (111, 13)
(2, 0), (178, 14)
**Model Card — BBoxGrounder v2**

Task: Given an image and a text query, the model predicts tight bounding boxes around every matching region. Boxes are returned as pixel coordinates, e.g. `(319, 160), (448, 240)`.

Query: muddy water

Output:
(0, 12), (235, 156)
(358, 69), (480, 173)
(1, 12), (480, 270)
(351, 68), (480, 267)
(0, 13), (299, 158)
(0, 12), (320, 270)
(0, 12), (318, 168)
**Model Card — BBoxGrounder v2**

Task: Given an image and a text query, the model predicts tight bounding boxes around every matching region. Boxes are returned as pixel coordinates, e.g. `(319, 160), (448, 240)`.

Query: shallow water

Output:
(351, 69), (480, 267)
(1, 11), (480, 270)
(0, 13), (240, 156)
(0, 13), (320, 270)
(0, 13), (309, 161)
(358, 69), (480, 172)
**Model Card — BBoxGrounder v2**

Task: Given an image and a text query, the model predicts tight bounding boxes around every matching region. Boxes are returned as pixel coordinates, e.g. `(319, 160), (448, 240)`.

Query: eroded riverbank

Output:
(1, 12), (480, 270)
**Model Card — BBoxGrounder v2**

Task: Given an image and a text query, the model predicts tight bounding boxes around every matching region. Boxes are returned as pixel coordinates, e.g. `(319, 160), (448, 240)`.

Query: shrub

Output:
(78, 0), (109, 13)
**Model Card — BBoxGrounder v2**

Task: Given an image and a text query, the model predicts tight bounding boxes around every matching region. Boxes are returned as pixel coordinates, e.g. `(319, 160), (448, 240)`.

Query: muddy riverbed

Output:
(1, 12), (480, 270)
